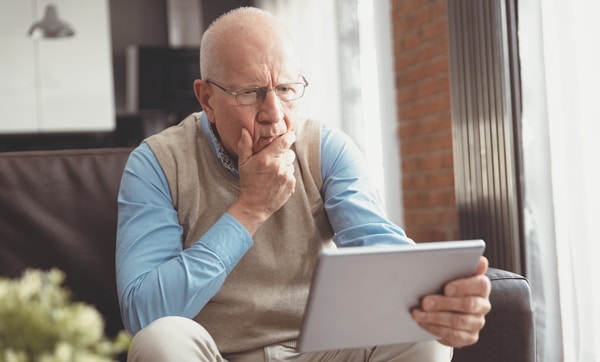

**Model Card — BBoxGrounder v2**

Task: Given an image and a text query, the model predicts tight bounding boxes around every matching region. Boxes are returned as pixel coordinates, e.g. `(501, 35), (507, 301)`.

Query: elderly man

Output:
(116, 6), (491, 362)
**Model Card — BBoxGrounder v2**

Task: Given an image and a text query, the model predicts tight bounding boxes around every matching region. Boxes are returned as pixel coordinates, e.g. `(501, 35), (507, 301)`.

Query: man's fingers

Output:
(417, 275), (491, 314)
(270, 130), (296, 156)
(421, 294), (491, 315)
(237, 128), (253, 164)
(282, 149), (296, 165)
(412, 309), (487, 348)
(442, 257), (490, 298)
(476, 256), (489, 275)
(410, 256), (491, 348)
(417, 319), (482, 348)
(414, 309), (485, 329)
(444, 273), (491, 299)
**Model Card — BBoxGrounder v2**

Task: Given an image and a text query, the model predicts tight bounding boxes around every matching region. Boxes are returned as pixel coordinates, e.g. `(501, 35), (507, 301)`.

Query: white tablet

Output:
(297, 239), (486, 353)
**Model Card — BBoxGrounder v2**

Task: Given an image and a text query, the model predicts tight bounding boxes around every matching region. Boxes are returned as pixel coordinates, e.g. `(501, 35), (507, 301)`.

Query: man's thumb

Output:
(476, 256), (489, 275)
(237, 128), (253, 164)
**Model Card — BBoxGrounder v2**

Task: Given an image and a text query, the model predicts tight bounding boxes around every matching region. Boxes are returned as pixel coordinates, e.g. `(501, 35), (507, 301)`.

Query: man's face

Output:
(196, 34), (302, 158)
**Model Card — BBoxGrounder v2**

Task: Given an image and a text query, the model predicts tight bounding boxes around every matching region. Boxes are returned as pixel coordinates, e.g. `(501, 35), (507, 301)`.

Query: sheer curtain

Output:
(519, 0), (600, 361)
(255, 0), (342, 130)
(255, 0), (404, 225)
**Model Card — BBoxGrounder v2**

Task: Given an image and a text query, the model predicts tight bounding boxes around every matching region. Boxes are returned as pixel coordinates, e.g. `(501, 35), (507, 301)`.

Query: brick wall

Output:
(390, 0), (459, 242)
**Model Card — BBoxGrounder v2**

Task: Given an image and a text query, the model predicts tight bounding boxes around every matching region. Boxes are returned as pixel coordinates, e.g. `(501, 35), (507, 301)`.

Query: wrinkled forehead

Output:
(202, 9), (301, 81)
(231, 33), (298, 69)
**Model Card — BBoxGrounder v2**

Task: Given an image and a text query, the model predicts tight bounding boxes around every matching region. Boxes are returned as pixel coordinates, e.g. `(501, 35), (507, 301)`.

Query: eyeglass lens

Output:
(236, 83), (305, 105)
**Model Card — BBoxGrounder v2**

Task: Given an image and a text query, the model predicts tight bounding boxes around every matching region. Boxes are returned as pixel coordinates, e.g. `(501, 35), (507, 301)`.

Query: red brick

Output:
(398, 92), (450, 120)
(404, 208), (456, 226)
(392, 0), (458, 240)
(403, 188), (456, 209)
(397, 74), (449, 103)
(397, 112), (451, 137)
(401, 151), (454, 174)
(402, 169), (455, 190)
(408, 226), (460, 243)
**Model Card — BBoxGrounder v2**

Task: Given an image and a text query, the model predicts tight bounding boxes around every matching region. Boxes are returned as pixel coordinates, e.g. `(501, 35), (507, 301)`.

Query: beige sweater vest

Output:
(145, 114), (335, 353)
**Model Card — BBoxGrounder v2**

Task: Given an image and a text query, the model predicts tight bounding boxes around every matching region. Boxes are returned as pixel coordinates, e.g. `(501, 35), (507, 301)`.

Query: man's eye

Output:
(240, 88), (259, 96)
(276, 85), (294, 94)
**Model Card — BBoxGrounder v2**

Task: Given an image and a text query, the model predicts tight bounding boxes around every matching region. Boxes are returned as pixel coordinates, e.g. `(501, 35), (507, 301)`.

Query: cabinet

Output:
(0, 0), (114, 133)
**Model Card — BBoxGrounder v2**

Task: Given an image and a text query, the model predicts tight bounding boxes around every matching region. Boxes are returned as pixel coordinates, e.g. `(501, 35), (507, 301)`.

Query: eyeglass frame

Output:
(205, 76), (309, 106)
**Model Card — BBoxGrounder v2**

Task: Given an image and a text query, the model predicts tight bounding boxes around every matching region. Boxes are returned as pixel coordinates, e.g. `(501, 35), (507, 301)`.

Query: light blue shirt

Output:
(116, 113), (413, 334)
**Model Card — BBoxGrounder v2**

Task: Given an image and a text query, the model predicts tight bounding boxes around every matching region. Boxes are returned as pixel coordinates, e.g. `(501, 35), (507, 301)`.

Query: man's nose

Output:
(257, 89), (284, 123)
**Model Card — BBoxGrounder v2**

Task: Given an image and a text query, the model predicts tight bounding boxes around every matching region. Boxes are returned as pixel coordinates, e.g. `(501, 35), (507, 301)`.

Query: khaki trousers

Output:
(127, 316), (453, 362)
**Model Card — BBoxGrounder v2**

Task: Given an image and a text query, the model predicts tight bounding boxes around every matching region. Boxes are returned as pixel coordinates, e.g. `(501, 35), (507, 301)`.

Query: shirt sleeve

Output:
(115, 143), (253, 334)
(320, 125), (414, 247)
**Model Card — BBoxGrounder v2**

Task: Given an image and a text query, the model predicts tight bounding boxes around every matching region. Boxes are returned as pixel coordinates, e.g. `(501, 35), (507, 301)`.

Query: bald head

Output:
(200, 7), (298, 82)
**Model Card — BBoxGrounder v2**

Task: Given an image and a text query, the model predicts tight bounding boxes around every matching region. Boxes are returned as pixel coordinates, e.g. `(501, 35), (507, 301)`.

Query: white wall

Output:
(0, 0), (114, 133)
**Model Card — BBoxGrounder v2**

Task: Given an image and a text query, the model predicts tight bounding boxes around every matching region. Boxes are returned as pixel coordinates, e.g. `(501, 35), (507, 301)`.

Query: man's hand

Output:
(227, 128), (297, 235)
(411, 256), (492, 348)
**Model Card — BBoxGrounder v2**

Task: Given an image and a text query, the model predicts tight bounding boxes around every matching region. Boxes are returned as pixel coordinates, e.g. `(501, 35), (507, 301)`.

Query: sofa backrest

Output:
(0, 147), (536, 362)
(0, 147), (133, 338)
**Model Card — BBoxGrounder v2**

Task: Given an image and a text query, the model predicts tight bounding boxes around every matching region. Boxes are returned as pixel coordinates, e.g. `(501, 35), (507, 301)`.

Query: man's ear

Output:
(194, 79), (215, 121)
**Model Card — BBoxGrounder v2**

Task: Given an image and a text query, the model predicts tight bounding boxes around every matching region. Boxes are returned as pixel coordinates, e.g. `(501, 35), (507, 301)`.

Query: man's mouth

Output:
(253, 133), (283, 154)
(261, 134), (282, 143)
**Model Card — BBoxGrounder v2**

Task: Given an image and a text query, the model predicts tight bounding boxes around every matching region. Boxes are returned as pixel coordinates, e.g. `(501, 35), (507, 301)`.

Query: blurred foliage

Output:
(0, 268), (130, 362)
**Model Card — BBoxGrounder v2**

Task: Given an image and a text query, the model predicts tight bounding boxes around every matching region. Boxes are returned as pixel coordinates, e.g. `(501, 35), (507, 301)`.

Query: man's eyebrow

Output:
(235, 77), (300, 89)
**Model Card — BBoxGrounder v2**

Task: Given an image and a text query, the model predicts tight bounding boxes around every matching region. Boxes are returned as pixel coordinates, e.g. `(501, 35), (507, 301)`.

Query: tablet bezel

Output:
(297, 239), (486, 353)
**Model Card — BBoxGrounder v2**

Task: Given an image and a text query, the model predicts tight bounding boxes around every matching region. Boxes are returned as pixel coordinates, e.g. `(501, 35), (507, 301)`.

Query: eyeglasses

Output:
(206, 76), (309, 106)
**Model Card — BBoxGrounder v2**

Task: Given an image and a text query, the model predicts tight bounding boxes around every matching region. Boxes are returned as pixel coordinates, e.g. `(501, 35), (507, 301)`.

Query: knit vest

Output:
(145, 113), (335, 353)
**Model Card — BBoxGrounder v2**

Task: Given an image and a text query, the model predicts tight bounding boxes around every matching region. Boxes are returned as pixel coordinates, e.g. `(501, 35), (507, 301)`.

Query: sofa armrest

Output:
(451, 267), (536, 362)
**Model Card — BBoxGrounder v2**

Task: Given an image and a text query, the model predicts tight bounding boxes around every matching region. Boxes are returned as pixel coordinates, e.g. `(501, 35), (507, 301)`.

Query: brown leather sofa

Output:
(0, 147), (536, 361)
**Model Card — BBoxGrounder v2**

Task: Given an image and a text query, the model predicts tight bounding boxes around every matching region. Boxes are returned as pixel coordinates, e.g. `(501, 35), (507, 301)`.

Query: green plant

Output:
(0, 268), (130, 362)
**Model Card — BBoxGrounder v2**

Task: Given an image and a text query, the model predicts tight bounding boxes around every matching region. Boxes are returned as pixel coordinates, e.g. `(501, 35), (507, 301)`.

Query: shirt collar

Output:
(200, 112), (239, 177)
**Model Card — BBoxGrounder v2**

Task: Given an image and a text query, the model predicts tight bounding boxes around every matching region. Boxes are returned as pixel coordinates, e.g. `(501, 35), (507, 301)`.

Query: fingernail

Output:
(424, 299), (435, 310)
(447, 286), (457, 296)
